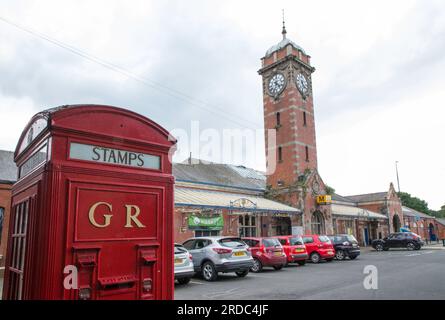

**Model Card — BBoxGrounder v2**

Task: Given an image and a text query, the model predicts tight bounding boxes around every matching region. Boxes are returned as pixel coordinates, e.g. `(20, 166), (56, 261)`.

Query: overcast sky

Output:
(0, 0), (444, 209)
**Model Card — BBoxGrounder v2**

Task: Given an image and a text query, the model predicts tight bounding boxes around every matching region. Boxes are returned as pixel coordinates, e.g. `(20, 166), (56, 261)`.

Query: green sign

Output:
(188, 215), (224, 230)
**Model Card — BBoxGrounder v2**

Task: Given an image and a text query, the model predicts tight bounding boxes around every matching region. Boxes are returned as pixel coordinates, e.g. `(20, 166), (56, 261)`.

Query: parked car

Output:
(328, 234), (360, 260)
(302, 234), (335, 263)
(182, 236), (253, 281)
(242, 237), (287, 272)
(174, 243), (195, 285)
(372, 232), (424, 251)
(274, 235), (308, 266)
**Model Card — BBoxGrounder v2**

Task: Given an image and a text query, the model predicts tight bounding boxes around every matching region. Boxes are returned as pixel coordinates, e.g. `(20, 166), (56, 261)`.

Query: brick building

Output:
(403, 206), (445, 242)
(0, 151), (16, 267)
(172, 159), (301, 243)
(0, 23), (443, 249)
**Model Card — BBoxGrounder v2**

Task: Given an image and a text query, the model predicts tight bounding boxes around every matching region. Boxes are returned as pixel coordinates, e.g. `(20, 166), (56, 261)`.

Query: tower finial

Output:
(282, 9), (287, 39)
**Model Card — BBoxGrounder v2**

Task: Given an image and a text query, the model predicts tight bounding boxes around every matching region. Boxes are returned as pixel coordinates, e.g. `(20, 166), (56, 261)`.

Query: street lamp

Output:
(395, 161), (401, 193)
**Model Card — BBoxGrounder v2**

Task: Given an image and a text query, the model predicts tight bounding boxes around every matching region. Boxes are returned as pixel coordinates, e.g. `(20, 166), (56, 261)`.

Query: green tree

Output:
(430, 205), (445, 218)
(397, 192), (431, 215)
(325, 185), (335, 195)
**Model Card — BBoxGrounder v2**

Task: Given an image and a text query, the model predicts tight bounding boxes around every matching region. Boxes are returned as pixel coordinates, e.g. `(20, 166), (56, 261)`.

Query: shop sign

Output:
(316, 195), (332, 205)
(69, 142), (160, 170)
(188, 215), (224, 230)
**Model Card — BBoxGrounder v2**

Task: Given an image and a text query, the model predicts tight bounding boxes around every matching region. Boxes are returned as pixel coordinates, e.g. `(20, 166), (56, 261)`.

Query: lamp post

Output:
(395, 161), (401, 193)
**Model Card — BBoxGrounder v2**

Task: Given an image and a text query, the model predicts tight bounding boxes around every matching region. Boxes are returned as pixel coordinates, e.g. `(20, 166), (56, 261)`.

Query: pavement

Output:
(174, 248), (445, 300)
(1, 245), (444, 300)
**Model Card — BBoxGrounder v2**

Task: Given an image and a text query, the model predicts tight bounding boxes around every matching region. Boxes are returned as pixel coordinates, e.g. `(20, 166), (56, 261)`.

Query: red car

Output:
(242, 237), (287, 272)
(274, 235), (308, 266)
(302, 234), (335, 263)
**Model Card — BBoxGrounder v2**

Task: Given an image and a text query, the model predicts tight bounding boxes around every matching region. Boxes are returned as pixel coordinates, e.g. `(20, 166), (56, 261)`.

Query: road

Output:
(174, 248), (445, 300)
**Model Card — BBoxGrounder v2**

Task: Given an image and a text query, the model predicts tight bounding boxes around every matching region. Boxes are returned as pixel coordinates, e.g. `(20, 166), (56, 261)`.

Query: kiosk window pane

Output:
(7, 200), (30, 300)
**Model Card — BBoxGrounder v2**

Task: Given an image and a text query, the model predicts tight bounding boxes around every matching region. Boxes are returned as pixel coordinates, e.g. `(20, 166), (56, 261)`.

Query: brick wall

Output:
(0, 183), (13, 267)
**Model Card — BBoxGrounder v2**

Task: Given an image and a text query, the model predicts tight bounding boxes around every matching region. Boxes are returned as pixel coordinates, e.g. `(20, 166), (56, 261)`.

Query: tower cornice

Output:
(258, 55), (315, 75)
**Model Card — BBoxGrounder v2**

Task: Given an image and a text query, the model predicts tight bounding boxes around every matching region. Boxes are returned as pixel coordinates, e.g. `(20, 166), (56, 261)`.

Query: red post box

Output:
(2, 105), (176, 300)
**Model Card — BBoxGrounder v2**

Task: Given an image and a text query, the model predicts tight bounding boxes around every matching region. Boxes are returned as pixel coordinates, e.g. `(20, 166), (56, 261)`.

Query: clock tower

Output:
(258, 22), (317, 189)
(259, 21), (333, 235)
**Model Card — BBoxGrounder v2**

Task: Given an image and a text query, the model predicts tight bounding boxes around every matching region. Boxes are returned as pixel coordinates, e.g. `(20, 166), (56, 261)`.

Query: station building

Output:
(0, 23), (443, 252)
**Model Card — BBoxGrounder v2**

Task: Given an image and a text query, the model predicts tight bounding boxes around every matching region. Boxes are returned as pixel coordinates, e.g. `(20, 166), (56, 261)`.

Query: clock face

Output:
(296, 73), (309, 95)
(268, 73), (286, 96)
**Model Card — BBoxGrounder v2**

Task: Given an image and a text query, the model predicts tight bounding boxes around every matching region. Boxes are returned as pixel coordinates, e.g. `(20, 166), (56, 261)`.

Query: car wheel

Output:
(297, 260), (306, 266)
(335, 250), (346, 260)
(414, 246), (421, 251)
(349, 255), (358, 260)
(202, 261), (218, 281)
(177, 277), (191, 285)
(375, 244), (384, 251)
(310, 252), (321, 264)
(250, 258), (263, 273)
(273, 265), (283, 271)
(235, 270), (249, 277)
(407, 242), (415, 251)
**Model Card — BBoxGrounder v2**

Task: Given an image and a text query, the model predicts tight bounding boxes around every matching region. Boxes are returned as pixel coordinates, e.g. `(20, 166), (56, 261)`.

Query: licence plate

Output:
(174, 258), (184, 264)
(295, 248), (305, 253)
(234, 251), (246, 257)
(274, 252), (282, 256)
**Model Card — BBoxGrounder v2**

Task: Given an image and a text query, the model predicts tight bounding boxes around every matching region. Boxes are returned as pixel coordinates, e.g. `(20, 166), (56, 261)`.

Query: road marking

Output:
(206, 287), (244, 298)
(190, 280), (207, 285)
(406, 253), (421, 257)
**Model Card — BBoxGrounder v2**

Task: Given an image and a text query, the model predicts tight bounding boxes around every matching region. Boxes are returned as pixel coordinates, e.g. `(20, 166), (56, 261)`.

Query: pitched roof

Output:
(173, 162), (266, 191)
(175, 187), (300, 214)
(436, 218), (445, 226)
(402, 206), (434, 219)
(331, 204), (387, 220)
(332, 193), (355, 203)
(0, 150), (17, 183)
(345, 192), (388, 203)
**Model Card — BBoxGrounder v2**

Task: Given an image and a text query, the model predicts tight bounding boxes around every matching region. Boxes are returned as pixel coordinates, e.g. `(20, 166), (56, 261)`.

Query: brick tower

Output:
(258, 22), (317, 189)
(259, 21), (333, 235)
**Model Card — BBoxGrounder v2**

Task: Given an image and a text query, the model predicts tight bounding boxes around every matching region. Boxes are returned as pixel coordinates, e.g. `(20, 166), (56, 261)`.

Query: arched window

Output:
(311, 211), (325, 234)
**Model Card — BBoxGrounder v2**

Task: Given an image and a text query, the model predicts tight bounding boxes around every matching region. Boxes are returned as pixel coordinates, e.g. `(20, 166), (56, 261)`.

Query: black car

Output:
(372, 232), (424, 251)
(328, 234), (360, 260)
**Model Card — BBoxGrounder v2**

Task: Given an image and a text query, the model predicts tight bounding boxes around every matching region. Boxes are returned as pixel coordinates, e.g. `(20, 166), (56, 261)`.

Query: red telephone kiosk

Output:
(2, 105), (176, 300)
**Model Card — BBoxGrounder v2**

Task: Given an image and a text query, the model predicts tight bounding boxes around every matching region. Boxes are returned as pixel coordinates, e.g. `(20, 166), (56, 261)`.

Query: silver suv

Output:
(182, 236), (254, 281)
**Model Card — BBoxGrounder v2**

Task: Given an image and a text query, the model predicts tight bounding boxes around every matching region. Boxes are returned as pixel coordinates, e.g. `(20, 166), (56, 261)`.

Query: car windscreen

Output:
(303, 236), (314, 244)
(346, 235), (358, 243)
(318, 236), (331, 243)
(218, 238), (246, 248)
(289, 237), (304, 245)
(174, 245), (187, 254)
(263, 238), (281, 247)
